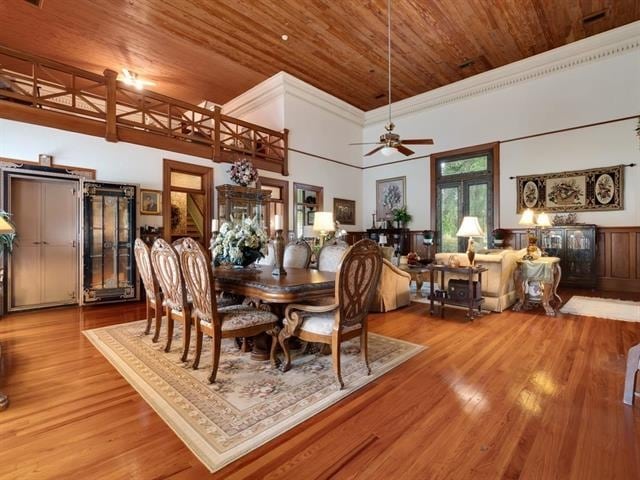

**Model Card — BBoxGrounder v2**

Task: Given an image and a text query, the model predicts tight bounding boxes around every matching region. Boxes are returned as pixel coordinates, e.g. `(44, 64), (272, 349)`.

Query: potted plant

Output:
(392, 205), (412, 229)
(492, 228), (508, 247)
(422, 229), (435, 246)
(0, 211), (16, 254)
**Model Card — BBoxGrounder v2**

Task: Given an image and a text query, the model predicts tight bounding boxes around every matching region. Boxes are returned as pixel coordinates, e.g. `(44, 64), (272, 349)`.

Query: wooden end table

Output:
(398, 264), (431, 296)
(426, 264), (487, 320)
(512, 257), (562, 316)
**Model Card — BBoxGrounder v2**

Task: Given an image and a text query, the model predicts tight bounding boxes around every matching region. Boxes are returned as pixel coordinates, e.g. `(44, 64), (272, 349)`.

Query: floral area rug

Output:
(84, 320), (424, 472)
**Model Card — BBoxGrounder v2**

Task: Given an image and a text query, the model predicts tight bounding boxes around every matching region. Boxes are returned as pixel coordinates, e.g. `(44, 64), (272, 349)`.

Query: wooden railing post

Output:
(103, 69), (118, 142)
(213, 106), (221, 162)
(282, 128), (289, 176)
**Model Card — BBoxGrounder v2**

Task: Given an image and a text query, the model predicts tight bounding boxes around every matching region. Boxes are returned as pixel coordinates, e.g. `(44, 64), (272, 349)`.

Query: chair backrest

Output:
(284, 240), (312, 268)
(150, 238), (188, 312)
(172, 237), (187, 255)
(335, 239), (382, 328)
(134, 238), (159, 301)
(178, 237), (219, 326)
(318, 240), (349, 272)
(256, 241), (275, 266)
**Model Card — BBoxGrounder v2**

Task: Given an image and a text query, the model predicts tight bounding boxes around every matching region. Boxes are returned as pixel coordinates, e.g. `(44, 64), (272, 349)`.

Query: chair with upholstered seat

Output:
(256, 241), (275, 266)
(134, 238), (163, 342)
(317, 239), (349, 272)
(150, 238), (193, 362)
(278, 239), (382, 389)
(284, 239), (312, 268)
(179, 237), (279, 382)
(624, 343), (640, 405)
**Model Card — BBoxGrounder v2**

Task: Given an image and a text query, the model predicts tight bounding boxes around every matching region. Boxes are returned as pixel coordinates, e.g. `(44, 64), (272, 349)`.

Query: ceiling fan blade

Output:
(396, 144), (415, 156)
(400, 139), (434, 145)
(365, 145), (385, 156)
(349, 142), (383, 145)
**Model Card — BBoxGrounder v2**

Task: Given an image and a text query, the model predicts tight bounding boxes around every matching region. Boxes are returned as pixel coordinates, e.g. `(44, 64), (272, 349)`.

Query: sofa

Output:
(369, 247), (411, 313)
(433, 249), (521, 312)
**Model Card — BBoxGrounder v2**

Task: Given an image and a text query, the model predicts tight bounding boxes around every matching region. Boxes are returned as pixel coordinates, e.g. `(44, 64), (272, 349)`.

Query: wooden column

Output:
(213, 106), (221, 162)
(103, 69), (118, 142)
(282, 128), (289, 176)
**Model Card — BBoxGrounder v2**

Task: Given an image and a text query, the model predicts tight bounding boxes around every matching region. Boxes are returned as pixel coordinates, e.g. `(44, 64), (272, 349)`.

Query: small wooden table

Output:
(426, 264), (488, 319)
(398, 264), (431, 296)
(512, 257), (562, 316)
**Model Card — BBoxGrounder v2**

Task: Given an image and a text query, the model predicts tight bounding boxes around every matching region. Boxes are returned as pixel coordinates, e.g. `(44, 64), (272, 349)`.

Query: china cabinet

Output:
(216, 184), (271, 226)
(538, 224), (596, 289)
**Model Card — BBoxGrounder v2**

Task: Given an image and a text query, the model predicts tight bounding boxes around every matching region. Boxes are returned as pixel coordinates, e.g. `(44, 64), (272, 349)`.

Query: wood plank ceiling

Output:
(0, 0), (638, 111)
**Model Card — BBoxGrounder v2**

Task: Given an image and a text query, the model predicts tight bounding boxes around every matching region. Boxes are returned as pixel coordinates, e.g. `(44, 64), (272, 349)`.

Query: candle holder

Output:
(272, 229), (287, 276)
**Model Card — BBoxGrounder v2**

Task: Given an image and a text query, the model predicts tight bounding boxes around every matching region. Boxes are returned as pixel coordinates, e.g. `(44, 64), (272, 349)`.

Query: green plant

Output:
(0, 210), (16, 253)
(392, 205), (412, 226)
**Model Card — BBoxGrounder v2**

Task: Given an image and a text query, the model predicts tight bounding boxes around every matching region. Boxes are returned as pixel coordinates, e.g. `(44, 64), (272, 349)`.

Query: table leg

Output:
(541, 281), (556, 316)
(429, 270), (435, 316)
(553, 264), (562, 306)
(415, 273), (424, 296)
(440, 271), (445, 319)
(467, 273), (473, 320)
(512, 266), (525, 312)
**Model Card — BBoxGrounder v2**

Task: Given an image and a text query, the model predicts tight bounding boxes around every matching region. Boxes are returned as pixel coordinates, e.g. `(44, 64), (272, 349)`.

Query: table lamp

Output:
(519, 208), (538, 260)
(536, 211), (551, 256)
(313, 212), (335, 246)
(456, 216), (484, 266)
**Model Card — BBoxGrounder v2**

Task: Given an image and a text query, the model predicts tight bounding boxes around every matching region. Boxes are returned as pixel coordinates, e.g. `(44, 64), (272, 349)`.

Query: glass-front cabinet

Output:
(216, 184), (270, 227)
(539, 224), (596, 288)
(83, 182), (138, 303)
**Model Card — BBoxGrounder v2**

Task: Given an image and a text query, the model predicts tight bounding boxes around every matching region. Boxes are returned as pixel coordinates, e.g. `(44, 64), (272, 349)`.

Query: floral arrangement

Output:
(211, 216), (268, 267)
(228, 158), (259, 187)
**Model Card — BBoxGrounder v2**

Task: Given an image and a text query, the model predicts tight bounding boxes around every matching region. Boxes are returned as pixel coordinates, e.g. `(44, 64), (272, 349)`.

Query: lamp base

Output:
(466, 237), (476, 266)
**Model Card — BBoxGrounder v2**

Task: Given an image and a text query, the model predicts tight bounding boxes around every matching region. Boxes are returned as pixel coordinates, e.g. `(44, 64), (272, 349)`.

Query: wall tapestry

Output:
(516, 165), (624, 213)
(376, 176), (406, 220)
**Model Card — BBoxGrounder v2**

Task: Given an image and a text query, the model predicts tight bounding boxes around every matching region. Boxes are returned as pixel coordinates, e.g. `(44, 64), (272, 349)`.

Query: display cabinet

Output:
(539, 224), (597, 289)
(366, 228), (411, 255)
(216, 184), (271, 226)
(83, 181), (138, 303)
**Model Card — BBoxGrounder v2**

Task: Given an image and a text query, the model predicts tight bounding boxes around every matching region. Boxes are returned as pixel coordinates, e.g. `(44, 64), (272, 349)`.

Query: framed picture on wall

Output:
(140, 189), (162, 215)
(376, 176), (406, 221)
(333, 198), (356, 225)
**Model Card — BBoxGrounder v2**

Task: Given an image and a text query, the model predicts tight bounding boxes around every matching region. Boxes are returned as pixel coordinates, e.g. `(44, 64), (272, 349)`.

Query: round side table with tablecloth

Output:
(512, 257), (562, 316)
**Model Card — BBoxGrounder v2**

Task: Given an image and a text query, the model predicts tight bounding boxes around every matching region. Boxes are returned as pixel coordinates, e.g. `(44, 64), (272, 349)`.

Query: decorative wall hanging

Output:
(376, 176), (406, 220)
(140, 189), (162, 215)
(333, 198), (356, 225)
(516, 165), (624, 213)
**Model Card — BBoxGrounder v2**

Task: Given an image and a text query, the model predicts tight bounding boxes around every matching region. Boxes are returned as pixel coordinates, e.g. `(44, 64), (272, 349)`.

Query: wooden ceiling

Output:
(1, 0), (638, 111)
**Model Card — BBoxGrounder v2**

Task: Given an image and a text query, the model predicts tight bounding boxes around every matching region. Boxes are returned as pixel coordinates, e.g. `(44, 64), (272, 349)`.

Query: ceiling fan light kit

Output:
(354, 0), (434, 157)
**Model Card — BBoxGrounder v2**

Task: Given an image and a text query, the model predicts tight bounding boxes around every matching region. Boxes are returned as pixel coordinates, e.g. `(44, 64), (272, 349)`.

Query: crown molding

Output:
(222, 72), (365, 126)
(365, 21), (640, 125)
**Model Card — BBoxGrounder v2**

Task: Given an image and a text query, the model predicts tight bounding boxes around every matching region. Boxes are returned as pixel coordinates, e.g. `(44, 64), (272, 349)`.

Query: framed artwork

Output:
(306, 209), (315, 226)
(140, 189), (162, 215)
(333, 198), (356, 225)
(516, 165), (624, 213)
(376, 176), (406, 220)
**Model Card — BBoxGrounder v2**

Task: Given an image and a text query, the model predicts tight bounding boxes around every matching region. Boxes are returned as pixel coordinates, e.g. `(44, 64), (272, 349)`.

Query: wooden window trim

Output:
(293, 182), (324, 236)
(258, 177), (289, 235)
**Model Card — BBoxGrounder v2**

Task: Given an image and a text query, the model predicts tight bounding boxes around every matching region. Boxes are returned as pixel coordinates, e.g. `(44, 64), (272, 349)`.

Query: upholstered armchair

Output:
(256, 241), (275, 266)
(277, 239), (383, 388)
(369, 258), (412, 313)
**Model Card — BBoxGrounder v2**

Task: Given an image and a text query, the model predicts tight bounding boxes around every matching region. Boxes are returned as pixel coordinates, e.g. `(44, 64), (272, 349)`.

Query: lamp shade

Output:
(518, 208), (535, 226)
(313, 212), (335, 232)
(536, 212), (552, 227)
(0, 217), (15, 234)
(381, 146), (396, 157)
(456, 216), (484, 237)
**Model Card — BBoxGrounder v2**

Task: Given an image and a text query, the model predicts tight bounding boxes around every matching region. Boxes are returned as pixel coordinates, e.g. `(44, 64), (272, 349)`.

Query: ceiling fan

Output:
(351, 0), (434, 157)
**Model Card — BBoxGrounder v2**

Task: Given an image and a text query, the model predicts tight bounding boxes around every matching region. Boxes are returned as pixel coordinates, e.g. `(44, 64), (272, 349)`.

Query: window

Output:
(431, 144), (500, 253)
(258, 177), (289, 237)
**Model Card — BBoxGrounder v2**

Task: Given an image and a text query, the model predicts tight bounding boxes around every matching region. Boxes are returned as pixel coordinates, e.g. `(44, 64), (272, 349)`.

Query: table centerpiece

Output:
(211, 216), (268, 268)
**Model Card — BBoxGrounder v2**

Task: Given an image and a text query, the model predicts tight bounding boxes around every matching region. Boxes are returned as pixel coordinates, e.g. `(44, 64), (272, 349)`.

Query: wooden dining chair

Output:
(317, 239), (349, 272)
(278, 239), (382, 389)
(284, 239), (312, 268)
(178, 237), (279, 382)
(134, 238), (162, 342)
(150, 238), (193, 362)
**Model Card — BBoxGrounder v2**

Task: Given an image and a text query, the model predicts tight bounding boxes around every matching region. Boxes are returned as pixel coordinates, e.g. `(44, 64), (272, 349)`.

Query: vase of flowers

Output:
(211, 216), (268, 267)
(228, 158), (259, 187)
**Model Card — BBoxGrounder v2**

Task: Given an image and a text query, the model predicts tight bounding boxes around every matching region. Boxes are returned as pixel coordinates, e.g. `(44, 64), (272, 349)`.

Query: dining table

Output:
(214, 265), (336, 360)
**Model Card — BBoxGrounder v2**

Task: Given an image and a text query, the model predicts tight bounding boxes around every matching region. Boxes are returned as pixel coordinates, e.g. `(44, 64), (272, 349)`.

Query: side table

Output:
(426, 264), (487, 319)
(512, 257), (562, 316)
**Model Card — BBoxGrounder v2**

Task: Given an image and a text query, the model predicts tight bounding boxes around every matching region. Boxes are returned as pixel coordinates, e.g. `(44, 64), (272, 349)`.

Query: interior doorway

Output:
(8, 174), (79, 311)
(162, 159), (213, 249)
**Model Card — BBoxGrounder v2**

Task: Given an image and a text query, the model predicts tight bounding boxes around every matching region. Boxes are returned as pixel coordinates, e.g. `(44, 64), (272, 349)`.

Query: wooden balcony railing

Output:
(0, 45), (288, 175)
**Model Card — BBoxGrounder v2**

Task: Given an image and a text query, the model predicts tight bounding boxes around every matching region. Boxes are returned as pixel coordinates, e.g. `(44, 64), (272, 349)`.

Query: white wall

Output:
(362, 23), (640, 229)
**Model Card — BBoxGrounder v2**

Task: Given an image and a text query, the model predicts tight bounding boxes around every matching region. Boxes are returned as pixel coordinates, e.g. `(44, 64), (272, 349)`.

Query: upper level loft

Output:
(0, 45), (288, 175)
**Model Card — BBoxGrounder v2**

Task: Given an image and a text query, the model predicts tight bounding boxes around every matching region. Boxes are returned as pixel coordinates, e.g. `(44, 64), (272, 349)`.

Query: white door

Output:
(9, 176), (79, 310)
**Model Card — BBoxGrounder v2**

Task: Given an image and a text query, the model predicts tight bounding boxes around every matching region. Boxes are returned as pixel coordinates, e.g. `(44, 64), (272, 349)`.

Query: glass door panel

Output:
(467, 182), (489, 251)
(438, 184), (460, 253)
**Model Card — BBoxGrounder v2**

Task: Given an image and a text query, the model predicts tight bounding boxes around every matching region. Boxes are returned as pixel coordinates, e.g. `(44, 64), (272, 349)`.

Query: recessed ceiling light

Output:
(281, 34), (289, 41)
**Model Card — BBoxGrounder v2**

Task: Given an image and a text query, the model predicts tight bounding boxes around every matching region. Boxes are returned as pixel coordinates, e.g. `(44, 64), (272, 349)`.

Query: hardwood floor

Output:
(1, 289), (639, 479)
